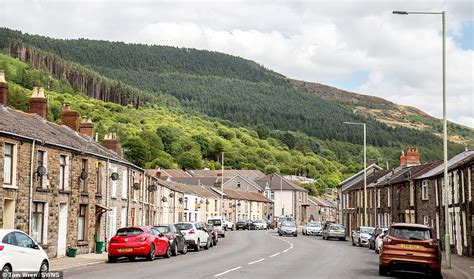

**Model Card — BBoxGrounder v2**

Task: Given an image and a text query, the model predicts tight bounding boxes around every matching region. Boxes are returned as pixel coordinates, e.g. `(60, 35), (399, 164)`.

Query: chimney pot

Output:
(79, 116), (94, 137)
(0, 70), (8, 106)
(28, 87), (47, 118)
(61, 104), (80, 131)
(102, 132), (121, 154)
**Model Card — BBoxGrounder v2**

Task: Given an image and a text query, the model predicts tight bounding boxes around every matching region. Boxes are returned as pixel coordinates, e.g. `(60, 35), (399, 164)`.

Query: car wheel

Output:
(294, 233), (297, 237)
(339, 237), (345, 241)
(147, 244), (156, 261)
(2, 264), (12, 279)
(172, 243), (179, 256)
(379, 264), (388, 276)
(431, 269), (442, 279)
(164, 244), (172, 258)
(210, 239), (214, 248)
(222, 233), (225, 238)
(38, 260), (48, 277)
(278, 232), (282, 236)
(108, 256), (117, 263)
(181, 244), (188, 254)
(352, 238), (355, 246)
(204, 239), (210, 250)
(195, 239), (201, 252)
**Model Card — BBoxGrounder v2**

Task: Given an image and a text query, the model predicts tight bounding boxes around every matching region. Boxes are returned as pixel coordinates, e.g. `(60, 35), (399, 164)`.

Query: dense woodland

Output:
(0, 28), (468, 195)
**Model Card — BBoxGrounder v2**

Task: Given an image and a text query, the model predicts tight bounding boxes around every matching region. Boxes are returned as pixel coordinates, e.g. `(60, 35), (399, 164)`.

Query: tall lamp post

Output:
(393, 10), (449, 269)
(220, 151), (237, 216)
(343, 122), (367, 227)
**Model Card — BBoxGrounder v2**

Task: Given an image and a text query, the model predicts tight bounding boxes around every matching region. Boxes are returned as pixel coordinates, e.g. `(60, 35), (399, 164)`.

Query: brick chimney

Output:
(28, 87), (48, 118)
(79, 116), (94, 137)
(61, 104), (80, 131)
(400, 146), (420, 167)
(155, 171), (162, 179)
(0, 70), (8, 106)
(102, 133), (120, 154)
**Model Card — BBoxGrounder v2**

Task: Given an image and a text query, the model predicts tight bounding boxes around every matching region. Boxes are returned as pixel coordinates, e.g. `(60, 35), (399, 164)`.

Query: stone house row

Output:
(338, 146), (474, 257)
(307, 196), (337, 222)
(0, 72), (185, 258)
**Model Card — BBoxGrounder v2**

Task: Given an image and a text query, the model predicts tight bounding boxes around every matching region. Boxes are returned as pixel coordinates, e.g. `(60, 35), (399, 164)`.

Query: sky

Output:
(0, 0), (473, 127)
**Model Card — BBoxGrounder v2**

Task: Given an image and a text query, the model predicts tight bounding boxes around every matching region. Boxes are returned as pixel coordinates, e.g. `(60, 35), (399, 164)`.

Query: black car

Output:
(155, 224), (188, 256)
(236, 220), (254, 230)
(205, 224), (218, 246)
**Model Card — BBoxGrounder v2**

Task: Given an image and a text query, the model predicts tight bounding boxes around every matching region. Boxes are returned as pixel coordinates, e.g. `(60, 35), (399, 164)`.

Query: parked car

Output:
(352, 226), (375, 247)
(236, 220), (254, 230)
(205, 224), (218, 246)
(375, 228), (388, 254)
(252, 220), (267, 230)
(302, 222), (322, 236)
(0, 229), (49, 277)
(379, 223), (441, 277)
(322, 223), (346, 240)
(223, 218), (235, 231)
(369, 227), (386, 250)
(154, 224), (188, 256)
(278, 220), (297, 237)
(175, 222), (211, 251)
(277, 216), (294, 229)
(207, 217), (226, 237)
(108, 226), (171, 262)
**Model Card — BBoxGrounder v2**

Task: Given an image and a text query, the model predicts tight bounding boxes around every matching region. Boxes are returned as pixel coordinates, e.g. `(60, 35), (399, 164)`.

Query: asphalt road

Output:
(63, 230), (387, 279)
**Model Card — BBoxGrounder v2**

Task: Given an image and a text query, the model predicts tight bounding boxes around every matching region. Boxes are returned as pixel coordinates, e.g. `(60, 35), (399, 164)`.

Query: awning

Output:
(95, 204), (112, 217)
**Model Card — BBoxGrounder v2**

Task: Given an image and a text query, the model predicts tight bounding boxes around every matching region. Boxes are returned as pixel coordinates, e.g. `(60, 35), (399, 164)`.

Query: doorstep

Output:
(50, 252), (108, 271)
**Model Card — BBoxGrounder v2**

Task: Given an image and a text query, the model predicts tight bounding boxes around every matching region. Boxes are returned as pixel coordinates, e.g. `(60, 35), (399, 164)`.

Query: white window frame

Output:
(36, 149), (48, 189)
(435, 180), (439, 206)
(59, 155), (70, 191)
(121, 170), (128, 199)
(468, 168), (471, 202)
(423, 215), (429, 226)
(409, 182), (414, 206)
(387, 187), (391, 207)
(421, 180), (429, 201)
(376, 189), (381, 208)
(453, 171), (459, 204)
(435, 213), (440, 239)
(3, 143), (17, 188)
(32, 201), (48, 244)
(111, 167), (117, 198)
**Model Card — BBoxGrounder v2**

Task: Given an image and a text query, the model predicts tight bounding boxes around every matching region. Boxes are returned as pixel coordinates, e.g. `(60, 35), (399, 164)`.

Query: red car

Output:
(379, 223), (441, 277)
(108, 226), (171, 262)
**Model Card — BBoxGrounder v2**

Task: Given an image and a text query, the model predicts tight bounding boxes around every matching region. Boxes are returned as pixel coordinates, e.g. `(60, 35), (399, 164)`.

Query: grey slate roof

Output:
(258, 173), (309, 192)
(417, 151), (474, 179)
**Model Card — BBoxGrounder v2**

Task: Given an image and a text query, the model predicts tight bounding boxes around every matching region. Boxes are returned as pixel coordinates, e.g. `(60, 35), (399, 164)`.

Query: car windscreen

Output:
(330, 224), (343, 230)
(176, 223), (193, 230)
(155, 226), (171, 234)
(116, 228), (143, 236)
(208, 219), (222, 226)
(360, 227), (374, 234)
(390, 227), (431, 240)
(282, 221), (295, 227)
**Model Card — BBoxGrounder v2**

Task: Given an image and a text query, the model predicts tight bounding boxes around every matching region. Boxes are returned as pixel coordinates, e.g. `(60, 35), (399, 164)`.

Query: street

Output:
(63, 230), (385, 279)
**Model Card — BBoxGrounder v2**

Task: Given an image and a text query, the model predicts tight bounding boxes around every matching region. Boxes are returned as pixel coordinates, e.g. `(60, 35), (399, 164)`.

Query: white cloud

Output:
(1, 0), (473, 127)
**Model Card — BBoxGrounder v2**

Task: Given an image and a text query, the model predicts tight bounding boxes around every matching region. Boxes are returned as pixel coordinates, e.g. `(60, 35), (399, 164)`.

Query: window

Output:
(111, 168), (117, 198)
(59, 155), (67, 190)
(184, 197), (188, 210)
(409, 182), (414, 206)
(270, 191), (275, 200)
(121, 170), (127, 199)
(237, 181), (241, 188)
(421, 180), (429, 200)
(78, 205), (87, 241)
(376, 189), (381, 208)
(423, 216), (429, 226)
(32, 202), (45, 244)
(387, 187), (391, 207)
(3, 143), (14, 185)
(96, 162), (102, 195)
(214, 200), (217, 210)
(14, 232), (35, 249)
(37, 150), (46, 188)
(435, 180), (439, 206)
(81, 159), (88, 192)
(2, 232), (17, 245)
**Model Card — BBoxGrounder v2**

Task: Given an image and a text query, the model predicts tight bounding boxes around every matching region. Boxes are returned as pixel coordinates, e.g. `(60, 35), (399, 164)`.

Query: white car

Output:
(175, 222), (211, 251)
(223, 218), (234, 231)
(252, 220), (267, 230)
(207, 217), (226, 237)
(352, 226), (375, 247)
(375, 228), (388, 254)
(0, 229), (49, 277)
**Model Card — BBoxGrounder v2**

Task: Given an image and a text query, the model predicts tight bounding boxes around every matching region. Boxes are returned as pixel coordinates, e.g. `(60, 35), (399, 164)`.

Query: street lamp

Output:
(392, 10), (450, 269)
(343, 122), (367, 227)
(221, 151), (237, 216)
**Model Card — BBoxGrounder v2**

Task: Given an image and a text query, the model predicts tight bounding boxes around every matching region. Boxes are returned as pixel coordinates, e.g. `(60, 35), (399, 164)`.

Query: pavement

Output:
(50, 252), (108, 271)
(55, 230), (472, 278)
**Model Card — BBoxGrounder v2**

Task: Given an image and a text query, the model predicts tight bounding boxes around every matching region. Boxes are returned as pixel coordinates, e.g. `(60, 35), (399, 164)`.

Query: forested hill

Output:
(0, 28), (469, 165)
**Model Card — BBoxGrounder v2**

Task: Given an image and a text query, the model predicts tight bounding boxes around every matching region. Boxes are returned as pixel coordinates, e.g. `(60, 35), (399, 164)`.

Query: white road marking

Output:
(282, 249), (290, 253)
(214, 266), (242, 277)
(269, 252), (280, 258)
(248, 258), (265, 265)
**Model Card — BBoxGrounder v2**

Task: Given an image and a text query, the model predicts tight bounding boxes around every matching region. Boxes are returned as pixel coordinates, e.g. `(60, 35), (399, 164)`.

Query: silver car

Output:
(322, 224), (346, 241)
(302, 222), (322, 236)
(278, 220), (297, 237)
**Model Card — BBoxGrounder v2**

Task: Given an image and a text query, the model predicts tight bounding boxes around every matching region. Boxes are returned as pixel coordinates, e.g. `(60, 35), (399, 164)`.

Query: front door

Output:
(57, 203), (68, 257)
(2, 199), (15, 229)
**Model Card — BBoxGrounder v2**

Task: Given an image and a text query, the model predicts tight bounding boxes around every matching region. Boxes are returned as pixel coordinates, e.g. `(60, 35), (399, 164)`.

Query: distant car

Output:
(207, 217), (226, 237)
(175, 222), (211, 251)
(322, 223), (346, 240)
(369, 227), (386, 250)
(154, 224), (188, 256)
(278, 220), (297, 237)
(223, 218), (235, 231)
(0, 229), (49, 277)
(205, 224), (218, 246)
(108, 226), (171, 262)
(352, 226), (375, 247)
(302, 222), (322, 236)
(277, 216), (294, 229)
(236, 220), (254, 230)
(253, 220), (267, 230)
(375, 228), (388, 254)
(379, 223), (441, 277)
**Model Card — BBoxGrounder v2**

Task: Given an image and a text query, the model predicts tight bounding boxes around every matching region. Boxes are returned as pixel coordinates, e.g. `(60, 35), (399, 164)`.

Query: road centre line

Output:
(269, 252), (280, 258)
(282, 249), (290, 253)
(214, 266), (242, 277)
(248, 258), (265, 265)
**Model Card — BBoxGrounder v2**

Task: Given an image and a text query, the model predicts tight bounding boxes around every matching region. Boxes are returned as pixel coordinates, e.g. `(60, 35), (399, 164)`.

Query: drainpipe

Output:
(105, 158), (110, 250)
(28, 140), (36, 234)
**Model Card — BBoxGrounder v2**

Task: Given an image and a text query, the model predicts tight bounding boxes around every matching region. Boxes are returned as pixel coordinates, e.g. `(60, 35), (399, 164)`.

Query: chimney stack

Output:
(400, 146), (420, 167)
(28, 87), (48, 118)
(79, 116), (94, 137)
(61, 104), (80, 131)
(102, 133), (120, 154)
(0, 70), (8, 106)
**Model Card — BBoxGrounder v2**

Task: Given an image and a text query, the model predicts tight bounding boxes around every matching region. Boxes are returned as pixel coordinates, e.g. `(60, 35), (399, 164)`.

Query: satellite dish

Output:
(132, 183), (140, 190)
(169, 192), (175, 198)
(148, 184), (157, 192)
(178, 197), (183, 203)
(206, 200), (210, 205)
(162, 197), (168, 202)
(36, 166), (47, 177)
(80, 170), (88, 180)
(110, 172), (119, 181)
